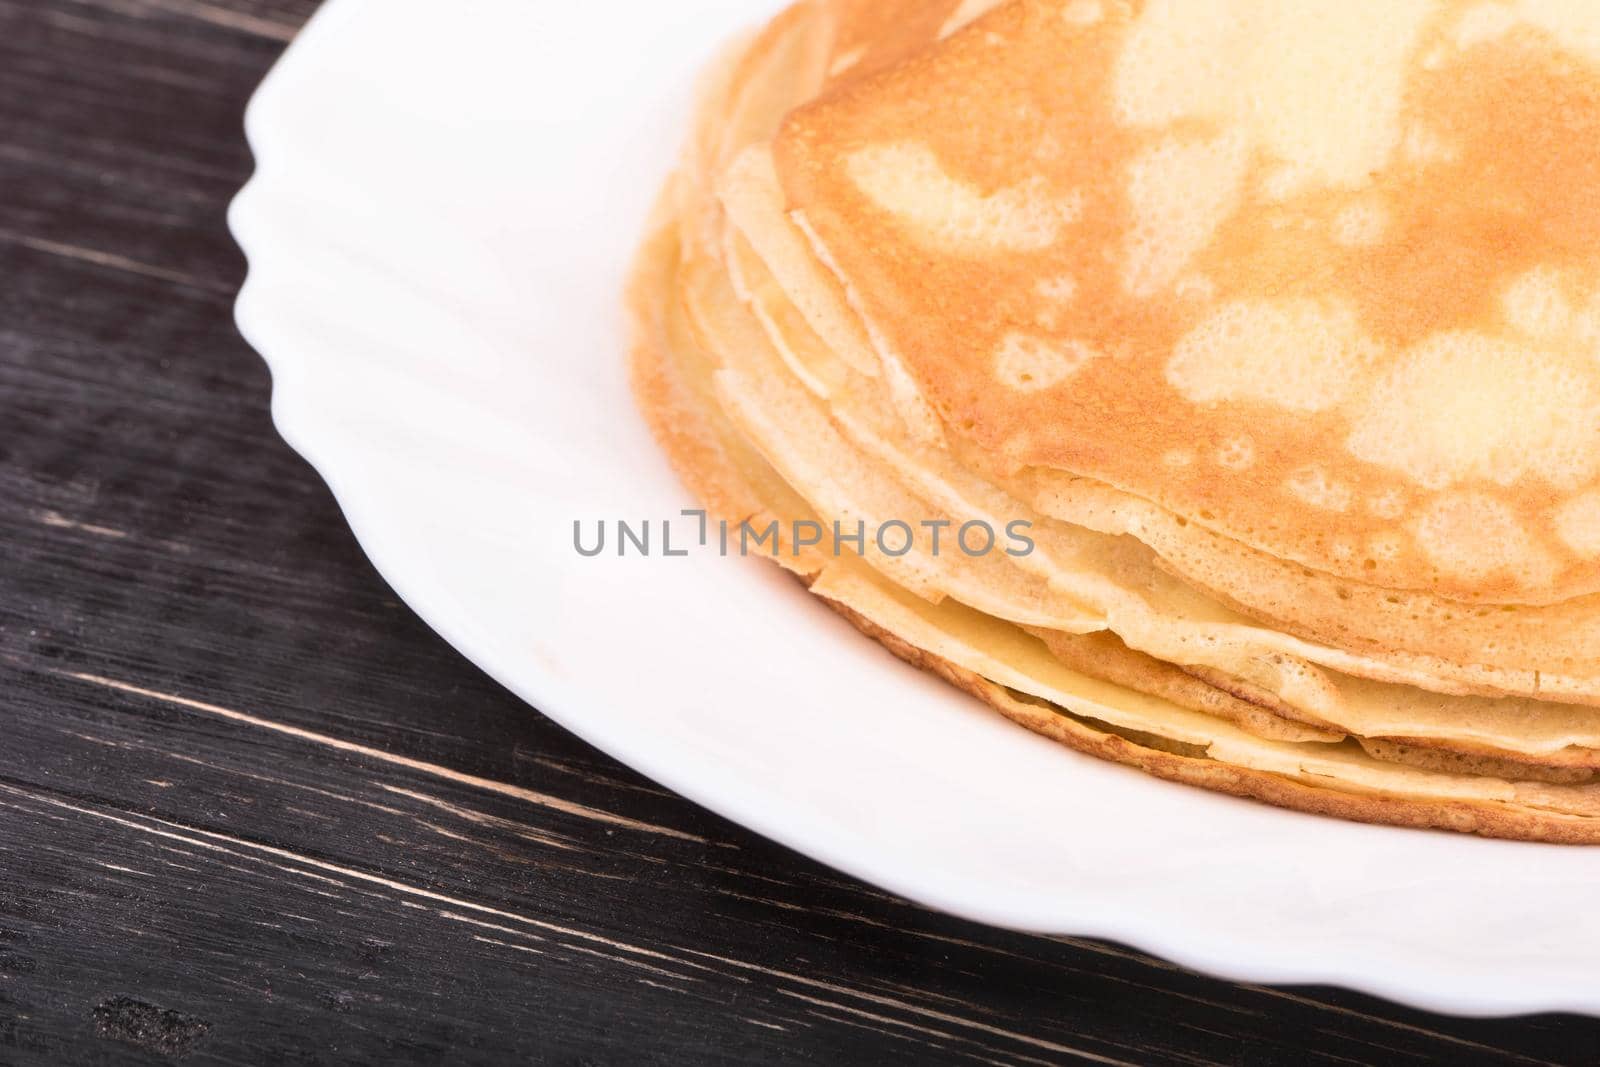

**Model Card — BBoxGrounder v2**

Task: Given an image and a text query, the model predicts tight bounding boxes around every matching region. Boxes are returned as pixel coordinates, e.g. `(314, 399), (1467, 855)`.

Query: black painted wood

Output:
(2, 1), (1597, 1063)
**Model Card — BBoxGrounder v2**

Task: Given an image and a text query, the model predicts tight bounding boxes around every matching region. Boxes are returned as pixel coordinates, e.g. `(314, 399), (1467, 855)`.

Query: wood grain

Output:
(2, 1), (1598, 1062)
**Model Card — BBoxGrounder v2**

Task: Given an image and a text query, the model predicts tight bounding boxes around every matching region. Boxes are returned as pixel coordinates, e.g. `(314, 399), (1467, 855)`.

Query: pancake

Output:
(774, 0), (1600, 607)
(626, 0), (1600, 842)
(711, 205), (1600, 768)
(724, 141), (1600, 701)
(717, 146), (1600, 751)
(633, 199), (1600, 841)
(632, 204), (1600, 840)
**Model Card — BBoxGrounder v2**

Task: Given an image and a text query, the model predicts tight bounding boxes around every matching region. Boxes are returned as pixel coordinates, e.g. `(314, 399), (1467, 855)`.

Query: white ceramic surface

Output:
(229, 0), (1600, 1017)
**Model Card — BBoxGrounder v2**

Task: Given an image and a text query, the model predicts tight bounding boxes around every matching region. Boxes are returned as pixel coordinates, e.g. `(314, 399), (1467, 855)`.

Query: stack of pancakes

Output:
(628, 0), (1600, 842)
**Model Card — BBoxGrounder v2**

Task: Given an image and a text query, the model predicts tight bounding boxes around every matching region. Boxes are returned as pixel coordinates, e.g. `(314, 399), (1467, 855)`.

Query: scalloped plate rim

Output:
(227, 0), (1600, 1019)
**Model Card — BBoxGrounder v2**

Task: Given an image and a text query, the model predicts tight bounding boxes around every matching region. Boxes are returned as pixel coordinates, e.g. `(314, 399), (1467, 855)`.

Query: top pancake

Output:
(773, 0), (1600, 604)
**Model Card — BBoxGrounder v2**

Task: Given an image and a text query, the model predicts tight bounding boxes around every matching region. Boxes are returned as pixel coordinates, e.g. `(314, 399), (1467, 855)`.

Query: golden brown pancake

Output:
(724, 132), (1600, 699)
(776, 0), (1600, 606)
(626, 0), (1600, 842)
(630, 199), (1600, 842)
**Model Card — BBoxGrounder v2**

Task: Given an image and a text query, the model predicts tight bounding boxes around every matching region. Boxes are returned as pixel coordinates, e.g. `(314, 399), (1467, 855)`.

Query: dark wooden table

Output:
(3, 2), (1598, 1063)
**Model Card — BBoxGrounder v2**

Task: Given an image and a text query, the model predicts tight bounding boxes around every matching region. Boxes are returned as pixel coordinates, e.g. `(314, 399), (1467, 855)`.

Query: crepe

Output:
(776, 0), (1600, 607)
(626, 0), (1600, 842)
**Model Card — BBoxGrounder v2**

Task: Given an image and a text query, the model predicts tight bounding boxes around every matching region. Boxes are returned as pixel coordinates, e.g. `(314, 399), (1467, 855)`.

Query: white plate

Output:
(229, 0), (1600, 1017)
